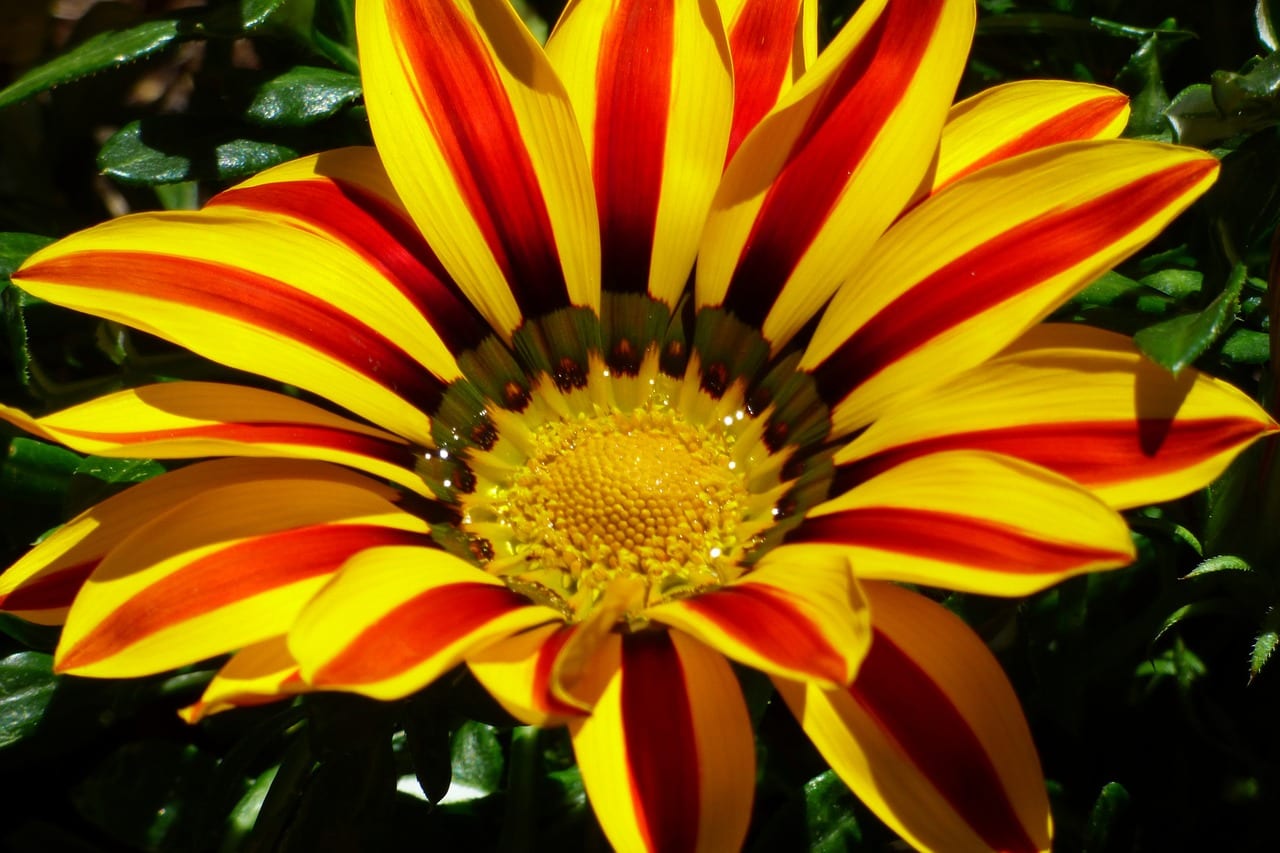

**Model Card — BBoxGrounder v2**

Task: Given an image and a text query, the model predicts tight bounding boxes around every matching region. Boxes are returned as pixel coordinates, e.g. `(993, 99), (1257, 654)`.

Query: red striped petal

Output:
(779, 581), (1050, 851)
(932, 81), (1130, 193)
(24, 251), (444, 415)
(59, 526), (428, 673)
(359, 0), (599, 333)
(3, 382), (428, 497)
(699, 0), (971, 348)
(570, 630), (754, 852)
(310, 583), (532, 685)
(812, 158), (1213, 406)
(722, 0), (805, 158)
(834, 325), (1278, 509)
(290, 545), (559, 700)
(0, 458), (395, 627)
(208, 149), (490, 354)
(649, 554), (869, 686)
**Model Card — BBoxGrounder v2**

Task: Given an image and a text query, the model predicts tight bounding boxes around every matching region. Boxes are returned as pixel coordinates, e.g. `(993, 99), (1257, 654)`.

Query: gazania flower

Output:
(0, 0), (1274, 849)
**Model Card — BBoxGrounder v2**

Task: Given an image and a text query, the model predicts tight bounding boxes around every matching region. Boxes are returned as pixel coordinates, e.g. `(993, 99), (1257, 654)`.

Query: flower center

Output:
(470, 404), (753, 622)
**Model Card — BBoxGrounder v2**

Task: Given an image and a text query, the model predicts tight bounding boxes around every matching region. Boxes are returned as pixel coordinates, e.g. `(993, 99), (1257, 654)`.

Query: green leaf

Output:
(1115, 33), (1172, 138)
(245, 66), (362, 127)
(1083, 781), (1131, 853)
(0, 20), (182, 110)
(71, 740), (220, 852)
(1154, 600), (1237, 642)
(1250, 607), (1280, 681)
(1184, 554), (1253, 578)
(0, 232), (54, 280)
(219, 766), (280, 853)
(98, 118), (298, 185)
(401, 699), (455, 805)
(445, 721), (504, 803)
(802, 770), (862, 851)
(66, 456), (165, 515)
(0, 651), (57, 750)
(1138, 268), (1202, 300)
(1134, 263), (1247, 374)
(1, 438), (84, 506)
(1219, 328), (1270, 365)
(0, 1), (290, 110)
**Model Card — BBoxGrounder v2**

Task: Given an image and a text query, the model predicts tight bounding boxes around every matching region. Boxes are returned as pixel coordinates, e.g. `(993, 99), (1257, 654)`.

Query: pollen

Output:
(484, 404), (750, 622)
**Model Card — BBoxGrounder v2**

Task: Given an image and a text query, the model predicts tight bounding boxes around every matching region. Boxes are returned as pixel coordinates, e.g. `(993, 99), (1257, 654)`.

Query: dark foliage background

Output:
(4, 0), (1280, 850)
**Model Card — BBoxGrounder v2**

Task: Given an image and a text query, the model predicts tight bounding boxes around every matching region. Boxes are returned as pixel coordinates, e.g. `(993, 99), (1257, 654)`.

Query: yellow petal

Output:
(358, 0), (599, 336)
(13, 206), (456, 444)
(1, 382), (429, 497)
(290, 545), (558, 700)
(569, 630), (754, 852)
(648, 552), (869, 686)
(0, 458), (385, 626)
(803, 140), (1219, 436)
(780, 450), (1135, 596)
(778, 581), (1051, 853)
(56, 472), (431, 677)
(178, 636), (307, 723)
(933, 80), (1129, 192)
(697, 0), (974, 349)
(547, 0), (731, 304)
(835, 324), (1279, 509)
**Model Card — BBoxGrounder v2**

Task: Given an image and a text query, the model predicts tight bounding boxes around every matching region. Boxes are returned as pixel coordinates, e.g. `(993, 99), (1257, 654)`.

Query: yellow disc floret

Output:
(470, 403), (752, 623)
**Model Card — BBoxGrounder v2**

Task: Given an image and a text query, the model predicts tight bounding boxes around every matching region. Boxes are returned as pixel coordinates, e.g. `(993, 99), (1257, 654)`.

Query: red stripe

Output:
(790, 506), (1127, 572)
(811, 159), (1215, 403)
(210, 178), (490, 352)
(52, 421), (419, 469)
(938, 94), (1129, 190)
(21, 252), (447, 415)
(726, 0), (804, 159)
(312, 582), (532, 685)
(722, 0), (944, 328)
(620, 631), (700, 852)
(57, 525), (432, 670)
(679, 582), (846, 682)
(531, 625), (589, 717)
(390, 0), (570, 315)
(852, 628), (1038, 851)
(592, 0), (672, 295)
(1, 560), (96, 612)
(832, 417), (1261, 495)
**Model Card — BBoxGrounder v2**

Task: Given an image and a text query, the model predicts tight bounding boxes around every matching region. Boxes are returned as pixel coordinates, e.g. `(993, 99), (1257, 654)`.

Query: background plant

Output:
(3, 0), (1280, 849)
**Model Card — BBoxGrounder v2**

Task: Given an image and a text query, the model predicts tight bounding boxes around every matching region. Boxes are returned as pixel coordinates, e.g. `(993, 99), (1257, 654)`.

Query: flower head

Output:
(0, 0), (1274, 850)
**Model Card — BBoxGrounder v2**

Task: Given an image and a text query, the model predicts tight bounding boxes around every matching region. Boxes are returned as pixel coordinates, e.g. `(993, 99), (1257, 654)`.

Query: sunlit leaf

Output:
(98, 119), (299, 186)
(245, 67), (362, 127)
(1250, 607), (1280, 681)
(1135, 264), (1246, 374)
(0, 651), (57, 750)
